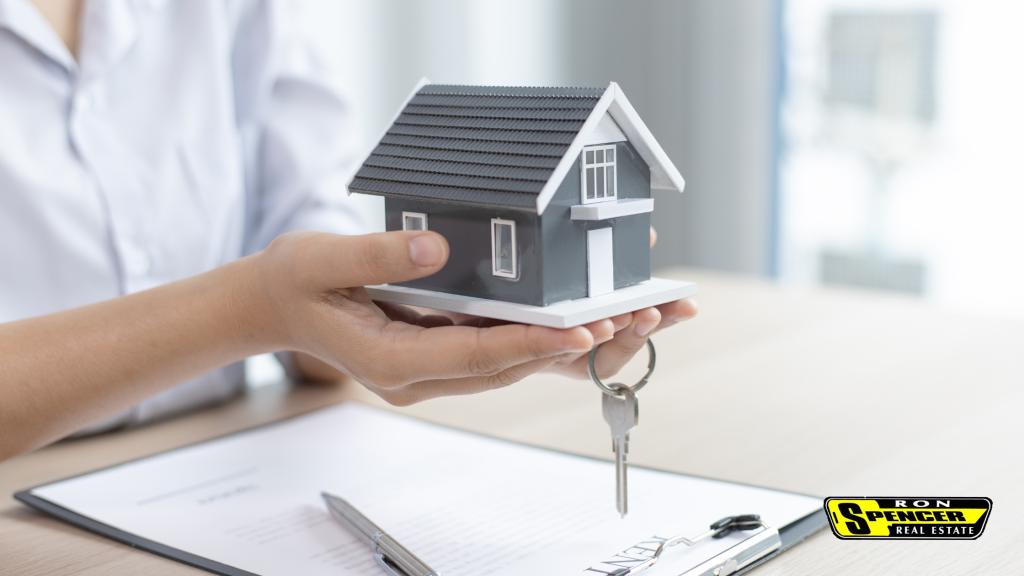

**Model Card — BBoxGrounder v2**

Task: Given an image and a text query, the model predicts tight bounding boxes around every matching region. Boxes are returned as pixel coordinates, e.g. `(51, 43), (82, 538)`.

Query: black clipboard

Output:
(14, 403), (828, 576)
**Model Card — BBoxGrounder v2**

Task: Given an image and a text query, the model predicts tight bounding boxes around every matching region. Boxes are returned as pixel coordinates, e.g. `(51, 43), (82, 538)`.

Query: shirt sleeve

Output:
(230, 0), (379, 256)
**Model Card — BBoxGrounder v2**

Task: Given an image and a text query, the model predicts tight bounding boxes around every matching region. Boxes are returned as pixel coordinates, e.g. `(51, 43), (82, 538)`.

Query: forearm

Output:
(0, 229), (655, 461)
(0, 255), (276, 459)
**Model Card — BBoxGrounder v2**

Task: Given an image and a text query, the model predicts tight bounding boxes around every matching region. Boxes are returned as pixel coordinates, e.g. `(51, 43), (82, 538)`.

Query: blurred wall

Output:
(556, 0), (781, 275)
(780, 0), (1024, 317)
(301, 0), (781, 276)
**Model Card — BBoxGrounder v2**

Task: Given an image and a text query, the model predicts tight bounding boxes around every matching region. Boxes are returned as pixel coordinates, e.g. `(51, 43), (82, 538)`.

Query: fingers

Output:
(583, 318), (617, 346)
(546, 298), (699, 379)
(374, 301), (421, 325)
(456, 316), (514, 328)
(432, 317), (614, 375)
(608, 312), (633, 331)
(417, 314), (456, 328)
(655, 298), (698, 326)
(263, 228), (694, 408)
(589, 307), (661, 379)
(280, 230), (450, 291)
(547, 317), (619, 371)
(352, 322), (594, 388)
(374, 301), (455, 328)
(650, 226), (658, 248)
(373, 356), (562, 406)
(364, 299), (696, 388)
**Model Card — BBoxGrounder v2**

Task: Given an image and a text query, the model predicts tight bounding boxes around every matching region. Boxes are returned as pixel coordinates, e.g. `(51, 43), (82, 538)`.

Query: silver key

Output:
(602, 385), (638, 517)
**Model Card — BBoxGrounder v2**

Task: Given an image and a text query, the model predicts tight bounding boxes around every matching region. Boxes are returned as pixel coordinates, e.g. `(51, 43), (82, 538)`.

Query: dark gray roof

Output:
(349, 84), (605, 210)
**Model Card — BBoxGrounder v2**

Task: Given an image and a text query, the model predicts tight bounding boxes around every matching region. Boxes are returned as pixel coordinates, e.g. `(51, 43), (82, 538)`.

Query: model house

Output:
(348, 81), (685, 307)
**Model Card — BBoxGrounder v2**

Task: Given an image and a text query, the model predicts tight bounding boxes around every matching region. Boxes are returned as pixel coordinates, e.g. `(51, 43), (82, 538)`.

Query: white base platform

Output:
(365, 277), (698, 329)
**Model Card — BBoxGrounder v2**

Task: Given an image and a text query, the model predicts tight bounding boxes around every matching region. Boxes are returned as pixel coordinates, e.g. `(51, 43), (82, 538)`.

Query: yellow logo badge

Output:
(824, 497), (991, 539)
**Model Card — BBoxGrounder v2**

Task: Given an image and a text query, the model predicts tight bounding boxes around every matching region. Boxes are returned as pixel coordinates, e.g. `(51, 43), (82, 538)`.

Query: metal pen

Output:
(321, 492), (441, 576)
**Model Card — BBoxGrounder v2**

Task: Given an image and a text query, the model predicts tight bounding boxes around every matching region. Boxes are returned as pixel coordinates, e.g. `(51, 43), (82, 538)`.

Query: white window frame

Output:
(490, 218), (517, 278)
(402, 211), (428, 231)
(580, 144), (618, 205)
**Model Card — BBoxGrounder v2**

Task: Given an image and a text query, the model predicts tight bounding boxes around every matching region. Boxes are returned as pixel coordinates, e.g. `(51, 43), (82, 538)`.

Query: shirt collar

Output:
(77, 0), (141, 87)
(0, 0), (169, 84)
(0, 0), (77, 72)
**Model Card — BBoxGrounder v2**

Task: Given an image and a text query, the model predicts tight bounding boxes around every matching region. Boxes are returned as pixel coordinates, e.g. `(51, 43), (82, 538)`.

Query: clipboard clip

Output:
(609, 514), (781, 576)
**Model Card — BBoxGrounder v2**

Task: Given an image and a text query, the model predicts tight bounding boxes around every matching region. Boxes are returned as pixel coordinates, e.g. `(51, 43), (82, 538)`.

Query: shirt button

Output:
(123, 245), (152, 277)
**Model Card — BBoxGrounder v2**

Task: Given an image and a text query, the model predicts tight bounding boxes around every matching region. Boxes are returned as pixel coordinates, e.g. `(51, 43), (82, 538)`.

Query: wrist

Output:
(220, 252), (290, 356)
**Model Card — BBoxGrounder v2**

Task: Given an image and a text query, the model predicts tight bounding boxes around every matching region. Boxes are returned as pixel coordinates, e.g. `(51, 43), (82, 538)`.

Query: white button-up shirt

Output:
(0, 0), (375, 432)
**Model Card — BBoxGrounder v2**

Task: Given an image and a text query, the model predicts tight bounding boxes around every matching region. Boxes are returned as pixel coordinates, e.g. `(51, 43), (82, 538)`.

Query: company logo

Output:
(824, 497), (991, 539)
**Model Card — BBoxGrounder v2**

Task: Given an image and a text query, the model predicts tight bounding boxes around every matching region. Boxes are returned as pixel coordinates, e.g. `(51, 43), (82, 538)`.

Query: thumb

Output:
(314, 230), (449, 289)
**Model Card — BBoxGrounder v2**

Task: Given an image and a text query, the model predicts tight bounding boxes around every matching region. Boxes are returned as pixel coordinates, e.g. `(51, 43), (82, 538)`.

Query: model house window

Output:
(581, 145), (617, 204)
(402, 212), (427, 231)
(491, 218), (517, 278)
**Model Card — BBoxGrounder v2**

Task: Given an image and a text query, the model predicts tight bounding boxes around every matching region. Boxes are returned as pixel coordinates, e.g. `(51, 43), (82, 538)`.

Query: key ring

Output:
(588, 338), (656, 397)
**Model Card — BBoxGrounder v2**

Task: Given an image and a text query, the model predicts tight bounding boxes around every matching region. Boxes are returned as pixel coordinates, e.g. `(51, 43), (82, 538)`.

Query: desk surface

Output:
(2, 269), (1022, 575)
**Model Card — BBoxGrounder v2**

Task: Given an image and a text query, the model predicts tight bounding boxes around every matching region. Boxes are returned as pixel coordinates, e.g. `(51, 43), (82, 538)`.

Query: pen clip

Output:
(374, 553), (407, 576)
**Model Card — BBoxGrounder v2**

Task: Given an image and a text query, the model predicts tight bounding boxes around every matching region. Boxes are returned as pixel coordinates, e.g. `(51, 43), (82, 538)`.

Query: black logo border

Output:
(823, 496), (992, 541)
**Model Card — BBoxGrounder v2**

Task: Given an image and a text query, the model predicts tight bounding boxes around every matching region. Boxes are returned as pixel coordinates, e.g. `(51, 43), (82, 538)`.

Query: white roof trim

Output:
(533, 84), (615, 214)
(535, 81), (685, 214)
(347, 77), (431, 195)
(607, 83), (686, 192)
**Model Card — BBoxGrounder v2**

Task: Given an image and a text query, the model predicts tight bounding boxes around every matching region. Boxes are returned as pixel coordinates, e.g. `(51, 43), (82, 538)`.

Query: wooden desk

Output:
(2, 269), (1022, 575)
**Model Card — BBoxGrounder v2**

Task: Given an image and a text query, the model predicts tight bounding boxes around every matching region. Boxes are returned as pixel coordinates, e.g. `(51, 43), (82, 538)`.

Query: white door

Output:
(587, 227), (614, 297)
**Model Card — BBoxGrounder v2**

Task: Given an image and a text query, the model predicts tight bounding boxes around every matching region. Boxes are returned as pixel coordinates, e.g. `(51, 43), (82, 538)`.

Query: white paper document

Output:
(30, 403), (821, 575)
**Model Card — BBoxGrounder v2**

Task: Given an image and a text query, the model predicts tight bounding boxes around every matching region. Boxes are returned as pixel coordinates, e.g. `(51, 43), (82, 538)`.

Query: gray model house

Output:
(348, 81), (685, 307)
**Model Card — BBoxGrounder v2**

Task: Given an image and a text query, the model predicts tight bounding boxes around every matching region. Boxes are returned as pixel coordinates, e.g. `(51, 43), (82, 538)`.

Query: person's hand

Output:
(541, 225), (697, 381)
(542, 300), (697, 381)
(254, 230), (598, 406)
(287, 225), (698, 394)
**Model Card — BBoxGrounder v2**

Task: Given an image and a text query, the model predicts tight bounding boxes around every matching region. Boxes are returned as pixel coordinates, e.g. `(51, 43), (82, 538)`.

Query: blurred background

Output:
(256, 0), (1024, 384)
(307, 0), (780, 279)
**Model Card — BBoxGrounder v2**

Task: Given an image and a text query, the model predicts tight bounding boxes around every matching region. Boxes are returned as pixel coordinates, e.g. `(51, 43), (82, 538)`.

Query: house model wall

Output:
(349, 81), (685, 308)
